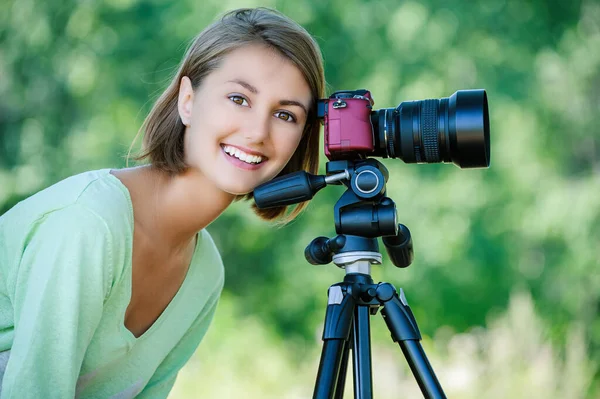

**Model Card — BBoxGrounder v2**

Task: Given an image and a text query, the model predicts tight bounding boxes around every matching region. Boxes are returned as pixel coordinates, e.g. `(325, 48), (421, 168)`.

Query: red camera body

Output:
(320, 90), (375, 160)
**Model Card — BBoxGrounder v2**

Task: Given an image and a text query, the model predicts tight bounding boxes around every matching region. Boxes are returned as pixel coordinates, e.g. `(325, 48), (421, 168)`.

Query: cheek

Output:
(188, 108), (235, 149)
(275, 129), (304, 160)
(265, 132), (305, 180)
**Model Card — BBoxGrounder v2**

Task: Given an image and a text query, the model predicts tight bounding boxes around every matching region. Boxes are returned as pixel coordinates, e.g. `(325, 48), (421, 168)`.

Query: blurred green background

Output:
(1, 0), (599, 397)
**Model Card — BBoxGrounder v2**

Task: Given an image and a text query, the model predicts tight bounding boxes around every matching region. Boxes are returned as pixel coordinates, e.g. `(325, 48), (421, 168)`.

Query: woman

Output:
(0, 7), (325, 398)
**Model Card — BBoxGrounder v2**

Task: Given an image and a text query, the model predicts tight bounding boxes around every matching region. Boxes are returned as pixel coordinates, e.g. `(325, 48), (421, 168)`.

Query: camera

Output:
(253, 88), (491, 210)
(317, 89), (490, 168)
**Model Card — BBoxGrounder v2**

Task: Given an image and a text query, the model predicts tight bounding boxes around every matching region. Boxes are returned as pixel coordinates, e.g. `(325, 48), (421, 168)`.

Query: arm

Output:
(137, 292), (221, 399)
(1, 205), (114, 399)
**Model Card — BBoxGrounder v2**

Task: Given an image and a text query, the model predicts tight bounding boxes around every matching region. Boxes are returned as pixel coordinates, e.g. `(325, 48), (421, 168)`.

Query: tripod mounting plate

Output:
(333, 251), (382, 274)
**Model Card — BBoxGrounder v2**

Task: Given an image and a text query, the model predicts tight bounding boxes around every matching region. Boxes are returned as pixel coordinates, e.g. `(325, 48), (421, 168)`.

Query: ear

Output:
(178, 76), (195, 126)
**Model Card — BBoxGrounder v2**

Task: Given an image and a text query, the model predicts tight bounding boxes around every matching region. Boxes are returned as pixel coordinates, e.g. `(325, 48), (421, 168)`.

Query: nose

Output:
(243, 111), (270, 145)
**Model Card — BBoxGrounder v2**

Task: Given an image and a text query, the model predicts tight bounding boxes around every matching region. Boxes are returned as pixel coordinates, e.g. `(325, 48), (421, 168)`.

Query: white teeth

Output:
(222, 145), (263, 164)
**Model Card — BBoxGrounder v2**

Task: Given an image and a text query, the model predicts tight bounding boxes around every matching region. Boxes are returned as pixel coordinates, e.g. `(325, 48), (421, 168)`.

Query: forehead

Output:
(208, 44), (312, 101)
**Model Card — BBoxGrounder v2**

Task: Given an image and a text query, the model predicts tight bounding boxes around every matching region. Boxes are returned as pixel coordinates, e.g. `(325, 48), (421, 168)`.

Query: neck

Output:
(114, 165), (235, 254)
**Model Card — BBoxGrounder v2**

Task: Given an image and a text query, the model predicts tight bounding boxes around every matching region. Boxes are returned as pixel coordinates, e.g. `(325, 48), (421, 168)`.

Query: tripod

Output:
(307, 234), (445, 399)
(254, 158), (447, 399)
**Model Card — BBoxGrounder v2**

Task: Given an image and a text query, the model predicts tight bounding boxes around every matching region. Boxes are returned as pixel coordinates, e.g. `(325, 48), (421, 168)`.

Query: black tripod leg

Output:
(377, 285), (447, 399)
(399, 340), (444, 398)
(315, 340), (347, 399)
(352, 305), (373, 399)
(314, 285), (356, 399)
(333, 333), (351, 399)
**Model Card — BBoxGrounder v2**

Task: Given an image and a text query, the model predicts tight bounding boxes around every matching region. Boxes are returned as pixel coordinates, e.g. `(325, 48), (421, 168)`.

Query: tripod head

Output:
(253, 158), (414, 271)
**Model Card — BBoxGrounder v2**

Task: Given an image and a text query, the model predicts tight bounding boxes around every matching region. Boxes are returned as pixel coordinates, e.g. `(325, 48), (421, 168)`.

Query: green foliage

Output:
(2, 0), (599, 396)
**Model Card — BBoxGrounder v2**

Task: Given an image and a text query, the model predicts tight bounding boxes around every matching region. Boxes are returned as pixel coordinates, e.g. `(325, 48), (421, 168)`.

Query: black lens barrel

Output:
(371, 89), (490, 168)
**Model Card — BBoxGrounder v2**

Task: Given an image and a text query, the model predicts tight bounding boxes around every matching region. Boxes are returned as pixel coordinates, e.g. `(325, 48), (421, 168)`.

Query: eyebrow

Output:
(227, 78), (309, 116)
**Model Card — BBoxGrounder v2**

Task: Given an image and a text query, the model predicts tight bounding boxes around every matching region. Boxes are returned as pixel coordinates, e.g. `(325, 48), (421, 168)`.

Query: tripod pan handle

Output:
(254, 171), (326, 208)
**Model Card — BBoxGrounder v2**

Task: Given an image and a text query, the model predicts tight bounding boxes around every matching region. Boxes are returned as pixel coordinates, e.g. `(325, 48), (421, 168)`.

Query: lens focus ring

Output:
(421, 100), (439, 162)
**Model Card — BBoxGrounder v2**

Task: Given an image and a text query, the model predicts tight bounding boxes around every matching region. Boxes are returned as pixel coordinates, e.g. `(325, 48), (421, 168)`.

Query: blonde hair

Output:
(128, 8), (325, 223)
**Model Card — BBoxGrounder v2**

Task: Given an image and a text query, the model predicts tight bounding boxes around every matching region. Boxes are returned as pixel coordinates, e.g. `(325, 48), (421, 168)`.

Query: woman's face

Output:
(178, 44), (312, 195)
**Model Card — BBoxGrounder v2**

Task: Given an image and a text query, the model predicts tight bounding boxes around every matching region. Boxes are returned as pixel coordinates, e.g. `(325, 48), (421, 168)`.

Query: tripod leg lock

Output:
(377, 284), (422, 341)
(322, 285), (356, 340)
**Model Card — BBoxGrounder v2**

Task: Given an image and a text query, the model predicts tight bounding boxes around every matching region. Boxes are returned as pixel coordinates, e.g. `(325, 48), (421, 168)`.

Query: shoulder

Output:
(1, 168), (132, 260)
(0, 169), (132, 298)
(196, 229), (225, 291)
(2, 203), (119, 303)
(1, 169), (131, 232)
(199, 229), (221, 260)
(5, 168), (132, 245)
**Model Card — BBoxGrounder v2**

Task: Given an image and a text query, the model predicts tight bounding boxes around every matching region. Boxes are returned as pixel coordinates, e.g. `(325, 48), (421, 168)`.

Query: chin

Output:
(220, 184), (255, 196)
(218, 174), (277, 197)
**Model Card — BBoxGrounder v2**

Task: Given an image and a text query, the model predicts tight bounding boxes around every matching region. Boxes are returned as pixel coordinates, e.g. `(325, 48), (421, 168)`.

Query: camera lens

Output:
(371, 89), (490, 168)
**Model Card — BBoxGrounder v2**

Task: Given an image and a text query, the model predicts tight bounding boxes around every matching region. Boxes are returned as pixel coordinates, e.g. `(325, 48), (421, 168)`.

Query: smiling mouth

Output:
(221, 144), (265, 165)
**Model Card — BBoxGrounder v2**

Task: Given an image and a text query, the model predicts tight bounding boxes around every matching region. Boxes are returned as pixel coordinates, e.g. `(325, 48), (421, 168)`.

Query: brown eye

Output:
(274, 111), (296, 123)
(229, 95), (248, 106)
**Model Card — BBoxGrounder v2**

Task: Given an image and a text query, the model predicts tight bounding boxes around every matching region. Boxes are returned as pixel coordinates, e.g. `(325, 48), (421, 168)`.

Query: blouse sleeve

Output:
(1, 204), (115, 399)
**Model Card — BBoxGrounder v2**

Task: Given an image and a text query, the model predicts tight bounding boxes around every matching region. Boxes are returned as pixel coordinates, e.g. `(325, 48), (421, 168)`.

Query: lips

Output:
(221, 144), (264, 164)
(220, 144), (267, 171)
